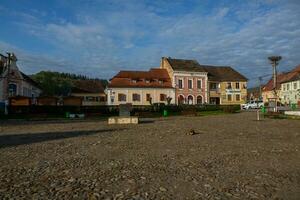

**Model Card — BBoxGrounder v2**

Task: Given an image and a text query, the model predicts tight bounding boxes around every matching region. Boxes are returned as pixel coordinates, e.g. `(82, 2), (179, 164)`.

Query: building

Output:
(0, 53), (42, 104)
(280, 65), (300, 105)
(204, 66), (248, 105)
(160, 57), (248, 105)
(160, 57), (208, 104)
(107, 68), (175, 105)
(262, 65), (300, 104)
(71, 80), (106, 106)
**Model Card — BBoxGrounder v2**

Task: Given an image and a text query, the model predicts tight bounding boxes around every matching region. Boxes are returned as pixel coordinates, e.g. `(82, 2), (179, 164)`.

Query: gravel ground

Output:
(0, 112), (299, 200)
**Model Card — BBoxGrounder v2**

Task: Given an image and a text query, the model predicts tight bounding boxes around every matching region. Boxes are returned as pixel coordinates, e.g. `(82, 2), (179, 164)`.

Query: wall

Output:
(173, 72), (208, 104)
(219, 81), (247, 105)
(107, 88), (175, 105)
(281, 80), (300, 104)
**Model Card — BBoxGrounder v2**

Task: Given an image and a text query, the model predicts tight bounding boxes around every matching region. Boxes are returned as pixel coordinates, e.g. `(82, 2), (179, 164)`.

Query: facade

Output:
(0, 53), (42, 104)
(280, 65), (300, 105)
(160, 57), (248, 105)
(160, 57), (208, 104)
(107, 68), (175, 105)
(71, 80), (106, 106)
(204, 66), (248, 105)
(263, 65), (300, 104)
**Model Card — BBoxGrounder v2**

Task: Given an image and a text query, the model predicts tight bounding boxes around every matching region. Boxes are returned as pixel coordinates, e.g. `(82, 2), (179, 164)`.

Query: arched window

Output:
(118, 93), (127, 102)
(178, 95), (185, 104)
(8, 83), (17, 97)
(187, 95), (194, 105)
(197, 95), (203, 104)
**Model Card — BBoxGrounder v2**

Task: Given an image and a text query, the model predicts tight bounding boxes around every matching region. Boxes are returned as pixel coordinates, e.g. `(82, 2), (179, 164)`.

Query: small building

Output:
(204, 66), (248, 105)
(71, 80), (106, 106)
(0, 53), (42, 104)
(262, 65), (300, 104)
(107, 68), (175, 106)
(280, 65), (300, 105)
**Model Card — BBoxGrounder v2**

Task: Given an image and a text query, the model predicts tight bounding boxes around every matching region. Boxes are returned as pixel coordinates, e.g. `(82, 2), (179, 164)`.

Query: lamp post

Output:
(268, 56), (282, 112)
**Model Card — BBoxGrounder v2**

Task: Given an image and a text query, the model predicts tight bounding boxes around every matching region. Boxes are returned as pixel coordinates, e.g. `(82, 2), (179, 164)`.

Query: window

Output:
(210, 83), (217, 90)
(8, 83), (17, 97)
(236, 94), (240, 101)
(118, 93), (126, 102)
(197, 79), (202, 89)
(227, 94), (232, 101)
(188, 79), (193, 89)
(236, 82), (240, 89)
(159, 80), (163, 84)
(132, 80), (137, 83)
(294, 82), (297, 90)
(146, 94), (151, 101)
(287, 84), (290, 90)
(132, 93), (141, 101)
(178, 79), (183, 89)
(99, 96), (106, 102)
(145, 79), (150, 84)
(160, 94), (167, 101)
(227, 82), (232, 89)
(283, 84), (286, 91)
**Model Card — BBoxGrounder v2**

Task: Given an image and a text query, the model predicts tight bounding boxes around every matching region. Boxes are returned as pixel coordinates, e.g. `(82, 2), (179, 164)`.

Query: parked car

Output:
(241, 100), (264, 110)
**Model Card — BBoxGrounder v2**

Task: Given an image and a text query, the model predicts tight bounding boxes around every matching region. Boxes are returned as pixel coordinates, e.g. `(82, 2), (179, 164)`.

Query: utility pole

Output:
(258, 76), (263, 101)
(268, 56), (282, 112)
(5, 52), (11, 115)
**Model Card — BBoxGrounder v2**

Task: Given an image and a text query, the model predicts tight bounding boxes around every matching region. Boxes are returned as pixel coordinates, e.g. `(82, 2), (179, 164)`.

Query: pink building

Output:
(160, 57), (208, 104)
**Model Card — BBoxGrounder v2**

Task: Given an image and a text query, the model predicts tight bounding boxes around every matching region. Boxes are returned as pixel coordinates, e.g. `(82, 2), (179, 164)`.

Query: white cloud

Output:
(0, 0), (299, 86)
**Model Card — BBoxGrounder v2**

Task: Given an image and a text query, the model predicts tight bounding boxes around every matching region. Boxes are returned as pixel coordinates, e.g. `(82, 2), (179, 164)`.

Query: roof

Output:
(21, 72), (42, 89)
(108, 68), (173, 88)
(164, 57), (247, 81)
(165, 58), (207, 72)
(204, 66), (248, 81)
(72, 80), (105, 94)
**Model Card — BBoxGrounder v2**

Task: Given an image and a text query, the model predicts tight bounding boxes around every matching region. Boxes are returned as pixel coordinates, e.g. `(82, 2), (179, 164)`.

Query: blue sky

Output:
(0, 0), (299, 86)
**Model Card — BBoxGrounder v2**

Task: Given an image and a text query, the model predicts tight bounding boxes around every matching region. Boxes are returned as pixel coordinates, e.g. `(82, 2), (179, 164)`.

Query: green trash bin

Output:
(163, 109), (168, 117)
(65, 112), (70, 118)
(261, 106), (266, 114)
(291, 103), (297, 110)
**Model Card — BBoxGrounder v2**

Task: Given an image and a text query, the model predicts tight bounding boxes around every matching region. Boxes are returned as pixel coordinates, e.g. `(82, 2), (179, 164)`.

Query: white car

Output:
(241, 101), (264, 110)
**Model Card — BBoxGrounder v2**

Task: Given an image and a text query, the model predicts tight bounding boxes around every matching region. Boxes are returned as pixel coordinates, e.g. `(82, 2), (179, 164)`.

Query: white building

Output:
(0, 53), (42, 104)
(107, 68), (175, 106)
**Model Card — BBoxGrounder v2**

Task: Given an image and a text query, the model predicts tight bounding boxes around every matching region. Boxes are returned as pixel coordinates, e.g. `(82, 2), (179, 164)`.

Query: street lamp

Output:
(268, 56), (282, 112)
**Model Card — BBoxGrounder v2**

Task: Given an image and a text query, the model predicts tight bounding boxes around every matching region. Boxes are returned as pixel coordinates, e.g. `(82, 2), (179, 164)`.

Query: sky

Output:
(0, 0), (300, 87)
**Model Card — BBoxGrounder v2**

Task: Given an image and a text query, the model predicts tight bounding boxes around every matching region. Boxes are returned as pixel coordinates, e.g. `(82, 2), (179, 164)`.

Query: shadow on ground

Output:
(0, 128), (126, 149)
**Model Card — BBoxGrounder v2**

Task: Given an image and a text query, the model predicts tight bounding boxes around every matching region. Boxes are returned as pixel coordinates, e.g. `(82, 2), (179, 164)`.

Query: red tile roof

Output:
(263, 64), (300, 91)
(109, 68), (173, 88)
(72, 80), (105, 93)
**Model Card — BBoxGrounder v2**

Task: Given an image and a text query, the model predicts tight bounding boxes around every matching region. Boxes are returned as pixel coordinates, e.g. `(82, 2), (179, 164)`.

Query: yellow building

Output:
(204, 66), (248, 105)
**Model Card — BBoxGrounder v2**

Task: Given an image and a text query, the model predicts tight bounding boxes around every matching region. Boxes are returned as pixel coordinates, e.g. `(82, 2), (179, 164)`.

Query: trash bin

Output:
(163, 109), (168, 117)
(261, 106), (266, 114)
(291, 103), (297, 110)
(65, 112), (70, 118)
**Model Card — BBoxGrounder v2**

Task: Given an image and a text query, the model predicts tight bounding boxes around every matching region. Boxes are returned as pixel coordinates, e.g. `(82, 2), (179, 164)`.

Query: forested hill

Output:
(31, 71), (108, 96)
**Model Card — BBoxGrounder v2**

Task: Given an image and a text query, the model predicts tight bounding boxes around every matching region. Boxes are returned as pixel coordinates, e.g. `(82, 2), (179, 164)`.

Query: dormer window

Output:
(145, 79), (150, 84)
(132, 79), (137, 83)
(159, 80), (163, 84)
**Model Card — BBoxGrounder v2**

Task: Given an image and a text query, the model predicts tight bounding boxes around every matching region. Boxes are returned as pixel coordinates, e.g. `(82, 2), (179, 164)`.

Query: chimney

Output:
(160, 57), (169, 69)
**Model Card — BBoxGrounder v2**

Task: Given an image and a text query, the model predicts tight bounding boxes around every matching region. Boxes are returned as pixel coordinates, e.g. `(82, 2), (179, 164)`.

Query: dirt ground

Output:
(0, 112), (299, 199)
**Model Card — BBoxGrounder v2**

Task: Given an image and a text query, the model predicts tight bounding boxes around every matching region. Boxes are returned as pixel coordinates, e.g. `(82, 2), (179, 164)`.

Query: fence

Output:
(2, 104), (241, 118)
